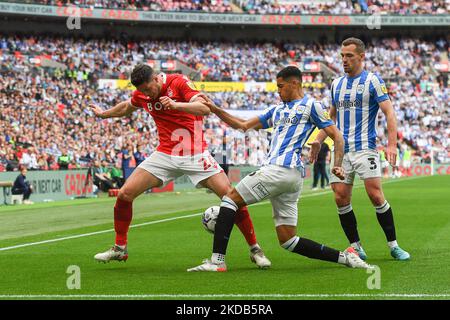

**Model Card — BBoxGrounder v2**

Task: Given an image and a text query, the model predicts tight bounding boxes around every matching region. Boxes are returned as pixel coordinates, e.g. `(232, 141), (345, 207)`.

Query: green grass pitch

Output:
(0, 175), (449, 300)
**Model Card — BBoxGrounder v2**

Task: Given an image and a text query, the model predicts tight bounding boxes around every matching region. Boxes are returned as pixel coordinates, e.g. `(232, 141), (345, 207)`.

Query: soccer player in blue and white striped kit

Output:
(188, 66), (373, 272)
(311, 38), (410, 261)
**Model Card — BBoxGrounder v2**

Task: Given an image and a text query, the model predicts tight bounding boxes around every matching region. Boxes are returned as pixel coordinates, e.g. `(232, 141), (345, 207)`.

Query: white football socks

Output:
(212, 253), (225, 265)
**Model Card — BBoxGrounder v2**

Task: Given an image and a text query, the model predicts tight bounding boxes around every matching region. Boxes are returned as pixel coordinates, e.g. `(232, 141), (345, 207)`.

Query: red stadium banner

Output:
(1, 3), (449, 26)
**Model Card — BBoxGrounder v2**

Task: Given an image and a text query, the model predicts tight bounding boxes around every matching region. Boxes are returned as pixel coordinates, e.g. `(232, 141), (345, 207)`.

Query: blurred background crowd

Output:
(1, 34), (448, 178)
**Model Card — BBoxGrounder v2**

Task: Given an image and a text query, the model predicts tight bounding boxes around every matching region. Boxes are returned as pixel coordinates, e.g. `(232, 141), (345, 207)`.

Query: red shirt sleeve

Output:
(174, 75), (200, 102)
(130, 90), (147, 108)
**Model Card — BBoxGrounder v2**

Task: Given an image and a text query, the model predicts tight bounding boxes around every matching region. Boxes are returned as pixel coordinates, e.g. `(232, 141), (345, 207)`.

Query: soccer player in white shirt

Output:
(310, 38), (410, 261)
(188, 66), (373, 272)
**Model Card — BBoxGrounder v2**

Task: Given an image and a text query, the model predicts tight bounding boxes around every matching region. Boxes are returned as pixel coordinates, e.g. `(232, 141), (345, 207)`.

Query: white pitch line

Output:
(0, 293), (448, 299)
(0, 213), (201, 252)
(0, 176), (428, 252)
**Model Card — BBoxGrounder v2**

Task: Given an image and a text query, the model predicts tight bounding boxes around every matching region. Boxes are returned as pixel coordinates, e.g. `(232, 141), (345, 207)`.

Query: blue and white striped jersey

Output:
(331, 70), (390, 153)
(258, 95), (333, 169)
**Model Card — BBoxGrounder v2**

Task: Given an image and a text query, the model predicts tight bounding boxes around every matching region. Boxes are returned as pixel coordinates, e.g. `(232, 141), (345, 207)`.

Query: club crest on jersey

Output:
(357, 84), (365, 94)
(167, 88), (174, 98)
(295, 105), (306, 113)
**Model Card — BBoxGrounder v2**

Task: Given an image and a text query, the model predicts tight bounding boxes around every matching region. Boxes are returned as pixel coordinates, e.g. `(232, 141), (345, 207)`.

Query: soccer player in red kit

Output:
(90, 64), (271, 269)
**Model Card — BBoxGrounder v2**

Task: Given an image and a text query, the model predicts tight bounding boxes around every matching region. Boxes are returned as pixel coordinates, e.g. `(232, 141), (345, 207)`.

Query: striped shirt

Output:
(258, 95), (333, 169)
(331, 70), (390, 153)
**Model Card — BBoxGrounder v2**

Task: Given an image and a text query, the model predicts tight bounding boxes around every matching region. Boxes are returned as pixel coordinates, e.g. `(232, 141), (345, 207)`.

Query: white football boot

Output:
(343, 247), (374, 269)
(187, 259), (227, 272)
(94, 245), (128, 263)
(250, 247), (271, 269)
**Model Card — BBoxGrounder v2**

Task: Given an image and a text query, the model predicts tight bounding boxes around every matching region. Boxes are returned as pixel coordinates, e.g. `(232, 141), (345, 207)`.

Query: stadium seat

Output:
(11, 194), (23, 205)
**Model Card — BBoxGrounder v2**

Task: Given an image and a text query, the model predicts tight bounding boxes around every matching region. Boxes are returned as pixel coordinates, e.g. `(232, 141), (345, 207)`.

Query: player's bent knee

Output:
(369, 193), (385, 207)
(276, 225), (297, 245)
(225, 188), (244, 206)
(118, 188), (136, 203)
(334, 193), (351, 207)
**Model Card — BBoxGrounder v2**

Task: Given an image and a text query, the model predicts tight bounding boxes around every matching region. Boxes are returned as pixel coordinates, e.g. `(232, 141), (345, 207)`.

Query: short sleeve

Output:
(310, 102), (333, 129)
(370, 74), (390, 103)
(258, 105), (276, 129)
(130, 90), (147, 108)
(175, 75), (200, 102)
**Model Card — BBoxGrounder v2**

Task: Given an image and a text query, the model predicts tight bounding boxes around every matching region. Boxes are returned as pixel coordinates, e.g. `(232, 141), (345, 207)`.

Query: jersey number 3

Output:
(368, 157), (378, 170)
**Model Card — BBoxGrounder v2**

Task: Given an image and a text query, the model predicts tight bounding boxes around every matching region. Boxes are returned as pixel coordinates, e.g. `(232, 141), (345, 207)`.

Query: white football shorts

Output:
(235, 164), (303, 227)
(330, 149), (382, 185)
(138, 150), (223, 187)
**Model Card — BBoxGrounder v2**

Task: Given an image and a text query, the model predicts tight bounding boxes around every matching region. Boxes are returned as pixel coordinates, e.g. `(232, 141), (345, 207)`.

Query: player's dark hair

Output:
(276, 66), (302, 82)
(342, 37), (366, 53)
(130, 64), (154, 87)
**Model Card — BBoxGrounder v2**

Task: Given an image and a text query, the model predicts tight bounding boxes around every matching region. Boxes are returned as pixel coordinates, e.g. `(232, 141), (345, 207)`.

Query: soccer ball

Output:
(202, 206), (220, 234)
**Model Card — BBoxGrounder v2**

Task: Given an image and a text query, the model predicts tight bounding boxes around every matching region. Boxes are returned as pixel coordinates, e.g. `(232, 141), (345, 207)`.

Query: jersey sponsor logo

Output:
(336, 99), (362, 110)
(147, 102), (164, 111)
(357, 84), (365, 94)
(276, 115), (300, 126)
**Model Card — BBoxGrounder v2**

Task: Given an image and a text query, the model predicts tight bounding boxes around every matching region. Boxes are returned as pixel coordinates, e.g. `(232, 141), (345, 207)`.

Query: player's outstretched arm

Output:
(202, 95), (262, 131)
(199, 94), (263, 131)
(322, 124), (345, 180)
(379, 99), (398, 167)
(89, 100), (138, 119)
(159, 96), (211, 116)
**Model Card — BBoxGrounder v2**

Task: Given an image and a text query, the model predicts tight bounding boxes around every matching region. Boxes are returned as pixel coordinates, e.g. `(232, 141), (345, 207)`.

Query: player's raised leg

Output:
(364, 177), (410, 260)
(94, 168), (162, 263)
(277, 225), (371, 269)
(271, 189), (371, 269)
(200, 172), (271, 269)
(331, 181), (367, 260)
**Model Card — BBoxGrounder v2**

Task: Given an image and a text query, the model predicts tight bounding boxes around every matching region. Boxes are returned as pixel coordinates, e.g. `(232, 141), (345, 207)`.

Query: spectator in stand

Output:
(133, 145), (146, 167)
(109, 162), (125, 188)
(120, 144), (135, 180)
(93, 160), (115, 192)
(12, 166), (34, 204)
(57, 147), (71, 170)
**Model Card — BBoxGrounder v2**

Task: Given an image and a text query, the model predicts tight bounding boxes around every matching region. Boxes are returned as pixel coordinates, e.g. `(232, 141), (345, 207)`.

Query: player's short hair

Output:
(130, 63), (154, 87)
(276, 66), (302, 82)
(342, 37), (366, 53)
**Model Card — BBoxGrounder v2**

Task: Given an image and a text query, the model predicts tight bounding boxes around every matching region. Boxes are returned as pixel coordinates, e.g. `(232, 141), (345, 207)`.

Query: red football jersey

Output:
(130, 73), (207, 156)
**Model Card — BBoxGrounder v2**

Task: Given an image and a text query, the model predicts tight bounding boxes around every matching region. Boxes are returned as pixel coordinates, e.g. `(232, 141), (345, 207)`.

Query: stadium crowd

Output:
(238, 0), (449, 15)
(12, 0), (450, 14)
(2, 35), (447, 83)
(0, 36), (448, 176)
